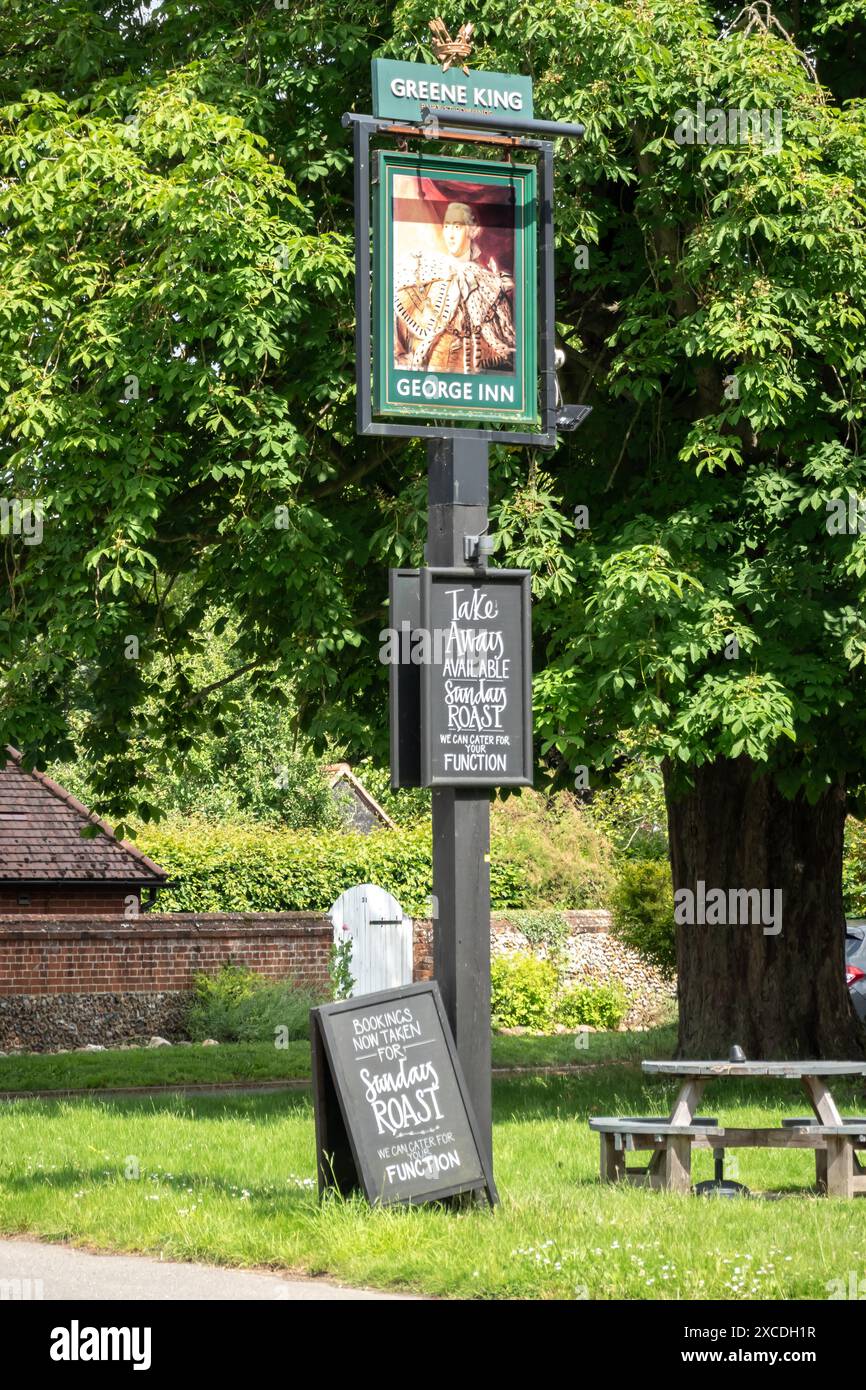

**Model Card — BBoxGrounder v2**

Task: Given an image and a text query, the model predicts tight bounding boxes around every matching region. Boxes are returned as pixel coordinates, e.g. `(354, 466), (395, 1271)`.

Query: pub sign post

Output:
(331, 32), (585, 1202)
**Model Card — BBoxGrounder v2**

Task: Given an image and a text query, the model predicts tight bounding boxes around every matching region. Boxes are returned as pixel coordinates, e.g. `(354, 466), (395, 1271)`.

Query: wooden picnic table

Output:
(589, 1059), (866, 1197)
(643, 1058), (866, 1127)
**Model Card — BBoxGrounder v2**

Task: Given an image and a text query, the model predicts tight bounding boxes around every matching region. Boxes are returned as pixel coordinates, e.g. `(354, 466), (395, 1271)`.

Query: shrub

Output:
(328, 936), (355, 1001)
(490, 789), (615, 908)
(186, 962), (322, 1043)
(140, 820), (524, 915)
(843, 817), (866, 915)
(586, 744), (669, 860)
(506, 910), (570, 953)
(139, 792), (617, 917)
(490, 952), (558, 1030)
(187, 961), (258, 1017)
(503, 910), (570, 978)
(227, 982), (322, 1043)
(609, 859), (676, 979)
(555, 981), (629, 1030)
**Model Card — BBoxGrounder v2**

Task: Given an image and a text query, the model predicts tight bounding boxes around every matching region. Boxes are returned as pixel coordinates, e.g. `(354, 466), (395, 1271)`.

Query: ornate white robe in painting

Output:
(394, 251), (516, 374)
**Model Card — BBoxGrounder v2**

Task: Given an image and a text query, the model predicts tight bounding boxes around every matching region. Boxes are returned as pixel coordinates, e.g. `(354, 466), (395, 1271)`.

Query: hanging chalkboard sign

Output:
(311, 981), (497, 1207)
(421, 567), (532, 787)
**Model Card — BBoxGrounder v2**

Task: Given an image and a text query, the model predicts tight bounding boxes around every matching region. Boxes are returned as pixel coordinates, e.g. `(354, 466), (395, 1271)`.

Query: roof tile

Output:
(0, 749), (167, 883)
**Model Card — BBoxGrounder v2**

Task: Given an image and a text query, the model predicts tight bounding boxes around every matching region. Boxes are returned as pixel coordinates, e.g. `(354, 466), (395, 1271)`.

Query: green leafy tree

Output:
(489, 0), (866, 1056)
(3, 0), (866, 1056)
(0, 1), (389, 832)
(48, 615), (346, 828)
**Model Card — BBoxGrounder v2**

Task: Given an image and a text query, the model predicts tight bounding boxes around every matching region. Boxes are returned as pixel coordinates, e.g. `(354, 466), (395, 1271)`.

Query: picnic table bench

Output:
(590, 1059), (866, 1196)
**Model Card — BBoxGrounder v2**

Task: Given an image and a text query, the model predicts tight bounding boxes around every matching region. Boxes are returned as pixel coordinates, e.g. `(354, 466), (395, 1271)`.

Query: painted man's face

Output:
(443, 218), (471, 258)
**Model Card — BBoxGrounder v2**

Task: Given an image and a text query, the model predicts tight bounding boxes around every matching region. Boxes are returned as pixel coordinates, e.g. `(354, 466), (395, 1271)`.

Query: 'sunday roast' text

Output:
(352, 1007), (463, 1186)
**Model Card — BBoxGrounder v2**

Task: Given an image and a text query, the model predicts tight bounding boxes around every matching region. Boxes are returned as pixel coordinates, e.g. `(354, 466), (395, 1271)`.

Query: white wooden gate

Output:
(328, 883), (413, 997)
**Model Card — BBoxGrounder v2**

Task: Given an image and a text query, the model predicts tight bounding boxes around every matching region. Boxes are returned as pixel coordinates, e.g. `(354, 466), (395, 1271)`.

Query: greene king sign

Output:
(371, 59), (533, 123)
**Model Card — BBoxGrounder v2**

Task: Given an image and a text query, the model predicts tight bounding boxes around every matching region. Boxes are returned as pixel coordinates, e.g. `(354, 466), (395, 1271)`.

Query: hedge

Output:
(138, 822), (526, 917)
(609, 859), (676, 979)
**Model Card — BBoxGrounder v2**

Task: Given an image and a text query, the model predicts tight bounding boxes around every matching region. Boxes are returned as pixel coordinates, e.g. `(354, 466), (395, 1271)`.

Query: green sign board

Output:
(371, 58), (533, 124)
(372, 150), (537, 426)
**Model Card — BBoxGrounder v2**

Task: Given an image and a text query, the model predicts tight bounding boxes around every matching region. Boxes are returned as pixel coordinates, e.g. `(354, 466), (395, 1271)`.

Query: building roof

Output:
(0, 747), (167, 884)
(324, 763), (396, 830)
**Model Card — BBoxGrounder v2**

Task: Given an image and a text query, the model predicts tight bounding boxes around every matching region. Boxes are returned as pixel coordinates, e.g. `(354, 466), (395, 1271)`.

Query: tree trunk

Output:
(665, 757), (866, 1059)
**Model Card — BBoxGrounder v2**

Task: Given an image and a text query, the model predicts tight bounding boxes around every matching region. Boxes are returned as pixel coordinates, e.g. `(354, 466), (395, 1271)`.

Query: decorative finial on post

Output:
(428, 17), (475, 74)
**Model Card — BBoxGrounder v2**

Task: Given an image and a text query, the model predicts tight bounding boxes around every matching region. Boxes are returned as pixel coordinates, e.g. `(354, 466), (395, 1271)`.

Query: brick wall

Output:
(0, 912), (332, 996)
(414, 918), (434, 980)
(0, 888), (143, 915)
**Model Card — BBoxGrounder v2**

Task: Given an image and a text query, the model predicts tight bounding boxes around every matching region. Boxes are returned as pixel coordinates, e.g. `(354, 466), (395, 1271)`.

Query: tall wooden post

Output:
(426, 436), (493, 1171)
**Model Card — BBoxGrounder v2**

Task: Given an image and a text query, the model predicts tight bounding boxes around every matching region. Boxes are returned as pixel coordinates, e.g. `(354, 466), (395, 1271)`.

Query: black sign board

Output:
(311, 981), (497, 1207)
(421, 567), (532, 787)
(388, 568), (421, 789)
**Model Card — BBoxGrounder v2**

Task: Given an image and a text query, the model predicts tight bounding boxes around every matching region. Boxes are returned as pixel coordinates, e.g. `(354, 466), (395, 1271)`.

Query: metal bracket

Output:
(463, 531), (496, 567)
(419, 106), (585, 141)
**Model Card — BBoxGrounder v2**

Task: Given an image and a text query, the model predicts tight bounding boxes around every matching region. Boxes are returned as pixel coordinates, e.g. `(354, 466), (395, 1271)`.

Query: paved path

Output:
(0, 1237), (420, 1301)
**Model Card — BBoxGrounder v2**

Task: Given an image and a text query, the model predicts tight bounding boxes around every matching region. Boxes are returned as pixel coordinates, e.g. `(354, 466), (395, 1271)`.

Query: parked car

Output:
(845, 921), (866, 1021)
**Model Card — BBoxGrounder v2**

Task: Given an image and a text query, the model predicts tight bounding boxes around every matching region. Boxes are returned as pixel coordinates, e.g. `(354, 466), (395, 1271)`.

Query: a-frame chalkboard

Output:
(311, 981), (498, 1207)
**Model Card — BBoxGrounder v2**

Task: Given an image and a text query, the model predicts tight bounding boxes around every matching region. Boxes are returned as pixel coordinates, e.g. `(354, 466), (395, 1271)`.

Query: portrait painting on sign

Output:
(373, 151), (537, 424)
(392, 173), (517, 377)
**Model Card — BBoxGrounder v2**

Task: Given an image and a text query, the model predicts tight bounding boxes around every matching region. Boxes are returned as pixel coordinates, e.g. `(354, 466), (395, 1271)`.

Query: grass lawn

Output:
(0, 1041), (314, 1092)
(1, 1057), (865, 1299)
(0, 1024), (678, 1092)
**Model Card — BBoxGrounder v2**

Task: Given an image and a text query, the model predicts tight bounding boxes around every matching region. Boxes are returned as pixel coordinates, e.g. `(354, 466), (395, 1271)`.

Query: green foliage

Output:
(506, 910), (570, 952)
(505, 909), (570, 979)
(48, 624), (347, 830)
(328, 936), (355, 1001)
(491, 790), (615, 908)
(587, 742), (669, 860)
(348, 760), (431, 827)
(140, 821), (525, 916)
(494, 0), (866, 811)
(187, 962), (261, 1039)
(555, 981), (629, 1031)
(490, 953), (558, 1030)
(0, 9), (372, 824)
(187, 963), (321, 1044)
(227, 983), (321, 1045)
(4, 0), (866, 891)
(189, 961), (258, 1010)
(842, 818), (866, 915)
(610, 860), (677, 980)
(138, 791), (618, 914)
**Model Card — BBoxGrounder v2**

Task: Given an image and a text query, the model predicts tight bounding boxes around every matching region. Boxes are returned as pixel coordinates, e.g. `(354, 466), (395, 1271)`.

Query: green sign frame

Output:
(373, 150), (538, 426)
